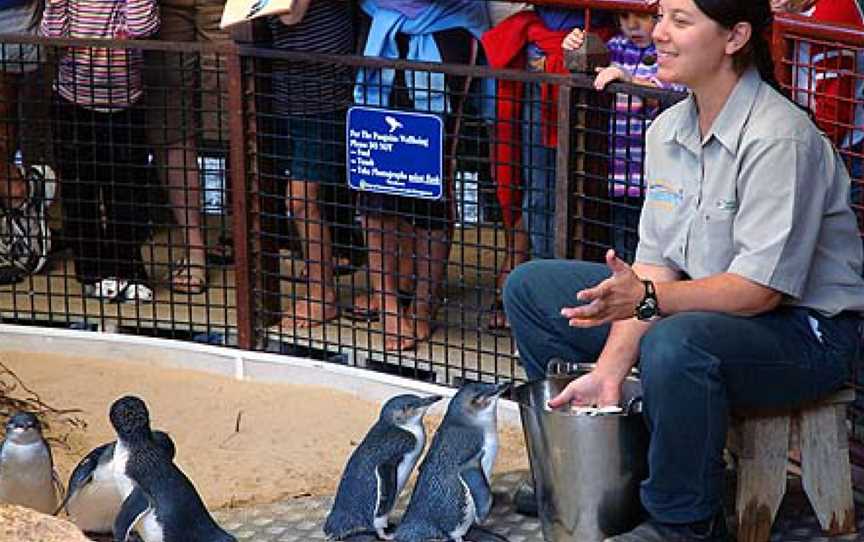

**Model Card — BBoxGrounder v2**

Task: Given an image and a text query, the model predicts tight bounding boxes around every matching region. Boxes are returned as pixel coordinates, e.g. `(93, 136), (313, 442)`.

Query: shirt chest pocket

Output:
(694, 205), (737, 272)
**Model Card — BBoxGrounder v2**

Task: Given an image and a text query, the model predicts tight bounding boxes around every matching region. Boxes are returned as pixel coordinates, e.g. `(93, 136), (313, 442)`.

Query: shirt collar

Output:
(666, 67), (762, 155)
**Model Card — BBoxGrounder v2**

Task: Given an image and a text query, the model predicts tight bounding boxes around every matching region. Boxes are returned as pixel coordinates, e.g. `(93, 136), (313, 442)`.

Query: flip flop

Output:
(343, 290), (415, 322)
(169, 257), (207, 295)
(485, 295), (510, 332)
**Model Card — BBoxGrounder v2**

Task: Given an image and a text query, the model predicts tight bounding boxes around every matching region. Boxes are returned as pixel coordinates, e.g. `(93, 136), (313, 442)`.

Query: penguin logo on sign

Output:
(385, 116), (403, 134)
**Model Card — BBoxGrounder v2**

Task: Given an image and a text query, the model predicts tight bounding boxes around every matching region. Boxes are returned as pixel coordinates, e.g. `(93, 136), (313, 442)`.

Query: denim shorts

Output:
(271, 111), (347, 185)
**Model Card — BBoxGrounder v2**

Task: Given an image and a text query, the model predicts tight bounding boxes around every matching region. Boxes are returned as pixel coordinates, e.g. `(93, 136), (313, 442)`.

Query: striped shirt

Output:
(607, 34), (683, 197)
(40, 0), (159, 111)
(268, 0), (354, 116)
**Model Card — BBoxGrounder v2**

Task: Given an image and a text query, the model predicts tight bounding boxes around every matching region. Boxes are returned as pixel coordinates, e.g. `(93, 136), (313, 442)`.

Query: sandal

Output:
(170, 257), (207, 295)
(343, 290), (414, 322)
(485, 293), (510, 331)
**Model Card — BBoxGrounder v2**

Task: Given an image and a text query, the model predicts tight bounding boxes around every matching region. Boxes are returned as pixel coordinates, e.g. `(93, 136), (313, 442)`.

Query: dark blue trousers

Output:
(503, 259), (860, 524)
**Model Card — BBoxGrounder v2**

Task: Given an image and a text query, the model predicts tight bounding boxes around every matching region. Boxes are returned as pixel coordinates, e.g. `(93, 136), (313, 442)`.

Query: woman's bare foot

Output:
(351, 292), (380, 319)
(278, 294), (340, 330)
(409, 297), (441, 345)
(382, 300), (416, 351)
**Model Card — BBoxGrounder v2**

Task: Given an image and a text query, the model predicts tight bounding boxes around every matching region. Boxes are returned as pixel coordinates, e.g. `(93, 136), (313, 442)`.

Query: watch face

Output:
(637, 298), (658, 320)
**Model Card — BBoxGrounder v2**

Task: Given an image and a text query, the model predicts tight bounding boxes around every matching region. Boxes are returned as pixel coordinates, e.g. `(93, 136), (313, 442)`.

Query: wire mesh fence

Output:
(773, 14), (864, 470)
(0, 37), (235, 342)
(1, 7), (864, 481)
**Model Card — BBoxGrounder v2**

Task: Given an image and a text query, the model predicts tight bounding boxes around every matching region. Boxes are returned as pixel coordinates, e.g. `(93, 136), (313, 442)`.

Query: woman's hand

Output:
(548, 370), (622, 409)
(560, 249), (644, 327)
(561, 28), (585, 51)
(593, 66), (630, 90)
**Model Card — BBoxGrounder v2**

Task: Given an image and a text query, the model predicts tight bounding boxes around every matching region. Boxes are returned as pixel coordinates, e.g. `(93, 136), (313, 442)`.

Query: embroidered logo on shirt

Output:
(714, 199), (738, 212)
(645, 181), (683, 211)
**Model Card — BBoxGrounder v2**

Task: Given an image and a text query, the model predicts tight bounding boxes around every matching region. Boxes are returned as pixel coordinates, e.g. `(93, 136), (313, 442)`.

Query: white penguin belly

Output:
(481, 428), (498, 480)
(112, 441), (135, 500)
(136, 507), (165, 542)
(449, 478), (476, 541)
(66, 466), (123, 533)
(396, 421), (426, 495)
(0, 442), (58, 514)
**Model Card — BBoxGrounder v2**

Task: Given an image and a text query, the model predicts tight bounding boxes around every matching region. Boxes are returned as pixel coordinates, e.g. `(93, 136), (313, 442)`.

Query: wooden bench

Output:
(727, 388), (857, 542)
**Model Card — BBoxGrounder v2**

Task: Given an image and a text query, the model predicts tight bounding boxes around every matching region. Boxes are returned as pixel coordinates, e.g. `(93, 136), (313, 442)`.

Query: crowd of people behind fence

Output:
(0, 0), (861, 351)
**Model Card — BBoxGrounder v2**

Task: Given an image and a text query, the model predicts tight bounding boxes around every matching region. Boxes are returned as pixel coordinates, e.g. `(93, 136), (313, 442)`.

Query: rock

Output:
(0, 504), (91, 542)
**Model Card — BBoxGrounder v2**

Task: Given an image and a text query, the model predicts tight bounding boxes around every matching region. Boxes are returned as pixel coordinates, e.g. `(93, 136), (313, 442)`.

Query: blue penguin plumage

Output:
(108, 396), (235, 542)
(324, 393), (443, 541)
(0, 411), (64, 515)
(393, 382), (510, 542)
(57, 430), (175, 534)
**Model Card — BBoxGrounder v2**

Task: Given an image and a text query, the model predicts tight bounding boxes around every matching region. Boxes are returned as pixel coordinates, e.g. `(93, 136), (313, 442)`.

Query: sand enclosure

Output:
(0, 351), (529, 511)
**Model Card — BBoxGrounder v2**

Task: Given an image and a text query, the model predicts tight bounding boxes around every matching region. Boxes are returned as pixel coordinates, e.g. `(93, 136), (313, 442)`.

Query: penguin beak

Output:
(487, 382), (511, 399)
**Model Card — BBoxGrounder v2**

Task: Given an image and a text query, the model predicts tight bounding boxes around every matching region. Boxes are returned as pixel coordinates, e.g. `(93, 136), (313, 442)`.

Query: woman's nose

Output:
(651, 18), (665, 42)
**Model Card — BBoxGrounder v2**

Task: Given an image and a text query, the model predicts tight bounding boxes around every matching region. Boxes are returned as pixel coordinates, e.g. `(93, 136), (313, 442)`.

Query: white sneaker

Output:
(120, 283), (153, 303)
(84, 278), (127, 301)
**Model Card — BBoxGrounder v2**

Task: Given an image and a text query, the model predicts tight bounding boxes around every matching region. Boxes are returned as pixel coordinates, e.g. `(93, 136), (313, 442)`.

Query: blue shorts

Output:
(271, 111), (346, 185)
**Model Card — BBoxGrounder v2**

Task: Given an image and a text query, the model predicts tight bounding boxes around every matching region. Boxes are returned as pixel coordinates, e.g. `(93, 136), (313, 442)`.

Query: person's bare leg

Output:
(354, 219), (413, 315)
(280, 179), (338, 328)
(490, 216), (530, 328)
(365, 215), (414, 350)
(165, 140), (207, 291)
(410, 225), (450, 344)
(0, 74), (24, 209)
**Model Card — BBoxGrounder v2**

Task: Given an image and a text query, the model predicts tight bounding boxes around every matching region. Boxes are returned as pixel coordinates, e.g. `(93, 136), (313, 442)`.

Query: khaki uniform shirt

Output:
(635, 68), (864, 316)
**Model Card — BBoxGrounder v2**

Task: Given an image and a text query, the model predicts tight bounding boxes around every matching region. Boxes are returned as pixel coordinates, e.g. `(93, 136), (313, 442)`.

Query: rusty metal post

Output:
(554, 85), (573, 259)
(226, 44), (254, 350)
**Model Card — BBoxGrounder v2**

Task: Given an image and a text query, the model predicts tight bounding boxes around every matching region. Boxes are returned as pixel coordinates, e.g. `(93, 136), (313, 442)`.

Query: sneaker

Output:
(604, 510), (729, 542)
(84, 278), (127, 301)
(0, 165), (57, 276)
(0, 265), (24, 285)
(120, 283), (153, 303)
(21, 164), (57, 274)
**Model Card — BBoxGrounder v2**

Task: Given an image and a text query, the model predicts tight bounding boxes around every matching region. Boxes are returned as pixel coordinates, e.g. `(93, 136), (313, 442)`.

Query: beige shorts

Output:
(144, 1), (230, 146)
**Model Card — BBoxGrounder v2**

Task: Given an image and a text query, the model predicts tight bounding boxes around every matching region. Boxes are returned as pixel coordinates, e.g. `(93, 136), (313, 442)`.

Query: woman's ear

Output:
(725, 21), (752, 56)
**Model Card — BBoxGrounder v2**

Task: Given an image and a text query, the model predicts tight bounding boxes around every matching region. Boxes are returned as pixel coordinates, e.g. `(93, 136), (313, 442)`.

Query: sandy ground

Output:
(0, 351), (529, 512)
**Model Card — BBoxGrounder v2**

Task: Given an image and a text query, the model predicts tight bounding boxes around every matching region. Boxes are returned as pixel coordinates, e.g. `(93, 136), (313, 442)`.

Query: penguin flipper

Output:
(113, 487), (150, 542)
(55, 442), (112, 515)
(460, 450), (493, 522)
(375, 457), (402, 518)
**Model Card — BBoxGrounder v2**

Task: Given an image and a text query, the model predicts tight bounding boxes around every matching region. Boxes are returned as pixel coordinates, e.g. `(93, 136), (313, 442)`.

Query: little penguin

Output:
(108, 395), (235, 542)
(57, 430), (175, 534)
(324, 393), (443, 541)
(393, 382), (510, 542)
(0, 411), (64, 514)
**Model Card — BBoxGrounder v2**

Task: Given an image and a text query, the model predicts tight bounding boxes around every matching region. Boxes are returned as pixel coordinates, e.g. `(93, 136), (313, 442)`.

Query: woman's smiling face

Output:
(652, 0), (733, 88)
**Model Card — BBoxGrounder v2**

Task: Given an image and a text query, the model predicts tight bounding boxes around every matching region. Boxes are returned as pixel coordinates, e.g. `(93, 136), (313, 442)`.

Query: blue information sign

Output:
(346, 106), (444, 200)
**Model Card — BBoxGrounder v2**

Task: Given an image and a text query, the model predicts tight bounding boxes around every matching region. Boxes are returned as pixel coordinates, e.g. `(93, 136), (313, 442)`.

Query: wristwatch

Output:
(634, 280), (660, 321)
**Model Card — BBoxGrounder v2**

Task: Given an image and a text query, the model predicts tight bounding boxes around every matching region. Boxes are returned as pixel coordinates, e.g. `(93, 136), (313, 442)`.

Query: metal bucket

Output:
(514, 363), (649, 542)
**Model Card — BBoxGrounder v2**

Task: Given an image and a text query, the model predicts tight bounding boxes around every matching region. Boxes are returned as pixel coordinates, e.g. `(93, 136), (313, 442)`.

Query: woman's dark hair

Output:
(691, 0), (782, 94)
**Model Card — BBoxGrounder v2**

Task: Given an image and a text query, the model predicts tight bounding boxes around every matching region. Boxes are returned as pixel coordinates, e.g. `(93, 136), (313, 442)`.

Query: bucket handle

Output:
(546, 358), (588, 377)
(625, 396), (643, 415)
